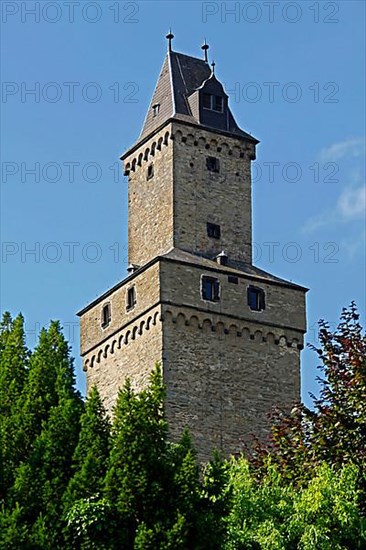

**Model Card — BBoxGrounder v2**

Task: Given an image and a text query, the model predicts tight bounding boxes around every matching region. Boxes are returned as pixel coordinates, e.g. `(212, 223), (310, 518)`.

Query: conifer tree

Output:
(102, 367), (223, 548)
(0, 313), (29, 500)
(104, 367), (168, 545)
(64, 385), (110, 509)
(0, 312), (28, 418)
(8, 321), (83, 547)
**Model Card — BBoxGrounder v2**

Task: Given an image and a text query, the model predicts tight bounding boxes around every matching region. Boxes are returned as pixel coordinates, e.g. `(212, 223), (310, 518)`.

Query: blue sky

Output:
(1, 0), (365, 404)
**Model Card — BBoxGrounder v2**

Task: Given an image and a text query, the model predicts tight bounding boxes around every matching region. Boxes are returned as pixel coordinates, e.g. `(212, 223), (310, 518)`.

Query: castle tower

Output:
(78, 38), (307, 461)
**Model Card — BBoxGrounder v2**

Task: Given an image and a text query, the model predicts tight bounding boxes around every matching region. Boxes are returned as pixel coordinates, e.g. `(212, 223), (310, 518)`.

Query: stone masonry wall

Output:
(84, 306), (163, 414)
(160, 260), (306, 335)
(124, 125), (174, 267)
(171, 123), (255, 264)
(162, 305), (302, 462)
(80, 261), (164, 413)
(123, 121), (256, 268)
(80, 257), (306, 456)
(80, 262), (160, 357)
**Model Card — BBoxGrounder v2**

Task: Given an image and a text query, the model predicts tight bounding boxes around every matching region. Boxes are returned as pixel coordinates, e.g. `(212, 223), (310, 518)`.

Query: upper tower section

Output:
(122, 36), (259, 269)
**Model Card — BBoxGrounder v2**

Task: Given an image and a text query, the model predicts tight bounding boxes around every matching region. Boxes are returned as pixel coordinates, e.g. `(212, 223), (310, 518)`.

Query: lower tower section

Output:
(79, 251), (306, 462)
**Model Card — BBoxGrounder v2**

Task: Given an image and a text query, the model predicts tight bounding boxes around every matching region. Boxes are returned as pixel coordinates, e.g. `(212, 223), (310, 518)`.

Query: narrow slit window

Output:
(147, 164), (154, 180)
(201, 276), (220, 302)
(247, 286), (265, 312)
(127, 286), (136, 311)
(207, 222), (221, 239)
(206, 156), (220, 173)
(101, 303), (111, 328)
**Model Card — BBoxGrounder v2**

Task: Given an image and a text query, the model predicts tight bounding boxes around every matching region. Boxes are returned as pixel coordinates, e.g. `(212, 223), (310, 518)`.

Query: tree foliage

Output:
(225, 458), (365, 549)
(0, 315), (83, 547)
(0, 305), (365, 548)
(252, 303), (366, 504)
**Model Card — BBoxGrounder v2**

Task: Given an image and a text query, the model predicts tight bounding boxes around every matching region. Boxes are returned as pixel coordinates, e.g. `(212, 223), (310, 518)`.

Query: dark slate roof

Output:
(139, 50), (258, 143)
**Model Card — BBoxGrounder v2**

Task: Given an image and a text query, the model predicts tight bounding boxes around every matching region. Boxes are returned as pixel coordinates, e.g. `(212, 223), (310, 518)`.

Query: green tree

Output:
(225, 457), (365, 549)
(65, 366), (223, 549)
(18, 321), (75, 454)
(253, 304), (366, 485)
(0, 313), (28, 414)
(0, 313), (29, 501)
(65, 495), (114, 550)
(198, 452), (231, 549)
(64, 385), (110, 508)
(104, 367), (170, 546)
(4, 321), (83, 548)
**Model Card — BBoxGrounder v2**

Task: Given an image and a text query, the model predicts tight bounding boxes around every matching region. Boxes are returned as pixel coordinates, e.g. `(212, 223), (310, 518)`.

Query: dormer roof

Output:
(139, 50), (258, 144)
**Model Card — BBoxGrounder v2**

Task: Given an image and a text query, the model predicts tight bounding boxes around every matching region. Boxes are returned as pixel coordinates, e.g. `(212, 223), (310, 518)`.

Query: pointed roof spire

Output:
(211, 60), (216, 75)
(166, 29), (174, 53)
(201, 39), (209, 63)
(133, 46), (259, 146)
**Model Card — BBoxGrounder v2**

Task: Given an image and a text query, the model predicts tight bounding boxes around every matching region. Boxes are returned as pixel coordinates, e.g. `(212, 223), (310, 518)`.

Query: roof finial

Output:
(201, 39), (209, 63)
(211, 60), (216, 74)
(166, 29), (174, 53)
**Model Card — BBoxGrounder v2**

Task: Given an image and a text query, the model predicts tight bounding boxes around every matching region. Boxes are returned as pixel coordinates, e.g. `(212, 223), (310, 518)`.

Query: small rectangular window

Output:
(247, 286), (265, 311)
(203, 93), (211, 109)
(147, 164), (154, 180)
(201, 276), (220, 302)
(152, 103), (160, 117)
(228, 275), (238, 284)
(101, 303), (111, 328)
(206, 156), (220, 173)
(213, 95), (223, 112)
(127, 287), (136, 311)
(207, 222), (221, 239)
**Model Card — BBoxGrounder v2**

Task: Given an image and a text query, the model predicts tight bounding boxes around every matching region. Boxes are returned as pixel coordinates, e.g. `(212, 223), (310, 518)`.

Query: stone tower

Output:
(78, 38), (307, 461)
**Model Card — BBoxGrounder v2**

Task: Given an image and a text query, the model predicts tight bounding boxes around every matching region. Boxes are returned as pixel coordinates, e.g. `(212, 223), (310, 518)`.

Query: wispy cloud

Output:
(303, 184), (366, 233)
(303, 139), (365, 234)
(319, 137), (365, 162)
(337, 185), (366, 220)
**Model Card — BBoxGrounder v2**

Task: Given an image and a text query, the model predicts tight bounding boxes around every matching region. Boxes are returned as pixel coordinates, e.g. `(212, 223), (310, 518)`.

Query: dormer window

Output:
(202, 93), (223, 113)
(213, 96), (223, 112)
(203, 93), (211, 109)
(152, 103), (160, 117)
